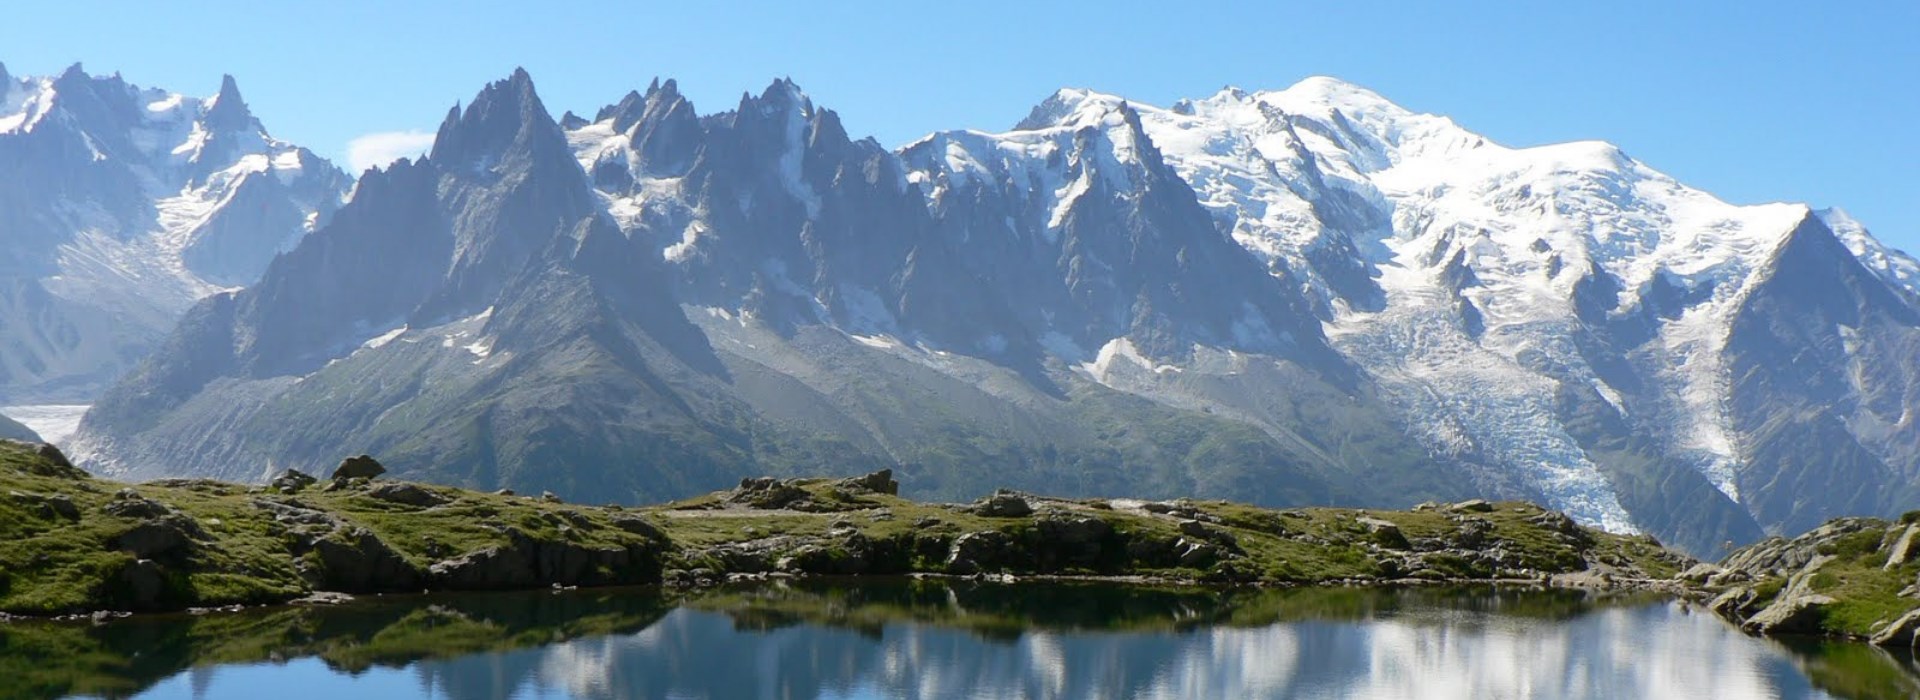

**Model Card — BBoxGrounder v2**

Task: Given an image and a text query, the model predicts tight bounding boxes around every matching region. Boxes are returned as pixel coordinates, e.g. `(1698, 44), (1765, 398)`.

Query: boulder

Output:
(1871, 609), (1920, 647)
(366, 482), (449, 508)
(972, 491), (1033, 518)
(836, 469), (898, 496)
(1450, 499), (1494, 513)
(1358, 516), (1409, 549)
(330, 455), (387, 481)
(1742, 594), (1835, 635)
(269, 469), (317, 494)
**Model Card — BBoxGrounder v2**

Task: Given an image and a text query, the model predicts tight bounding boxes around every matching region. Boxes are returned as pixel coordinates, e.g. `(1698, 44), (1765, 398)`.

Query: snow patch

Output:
(1080, 338), (1182, 379)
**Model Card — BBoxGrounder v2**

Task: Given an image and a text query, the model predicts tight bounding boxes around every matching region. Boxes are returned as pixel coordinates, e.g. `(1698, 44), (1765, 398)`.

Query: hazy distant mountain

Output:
(70, 69), (1920, 554)
(0, 63), (348, 402)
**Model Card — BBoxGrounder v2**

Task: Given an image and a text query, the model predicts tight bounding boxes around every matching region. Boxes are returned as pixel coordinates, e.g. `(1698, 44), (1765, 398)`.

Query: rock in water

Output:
(331, 455), (387, 481)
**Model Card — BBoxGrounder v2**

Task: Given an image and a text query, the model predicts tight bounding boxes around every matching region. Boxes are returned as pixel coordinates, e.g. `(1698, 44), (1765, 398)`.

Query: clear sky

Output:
(4, 0), (1915, 249)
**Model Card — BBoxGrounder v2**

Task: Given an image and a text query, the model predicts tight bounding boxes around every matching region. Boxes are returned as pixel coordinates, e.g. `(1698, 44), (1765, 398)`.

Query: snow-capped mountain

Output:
(0, 63), (348, 401)
(924, 79), (1920, 549)
(71, 69), (1920, 555)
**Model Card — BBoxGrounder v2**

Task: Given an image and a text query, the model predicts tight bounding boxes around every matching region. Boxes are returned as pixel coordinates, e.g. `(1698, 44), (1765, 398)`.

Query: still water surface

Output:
(12, 581), (1917, 700)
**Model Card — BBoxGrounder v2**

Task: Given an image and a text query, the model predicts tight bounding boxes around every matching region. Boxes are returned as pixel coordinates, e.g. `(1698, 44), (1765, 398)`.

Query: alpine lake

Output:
(6, 579), (1916, 700)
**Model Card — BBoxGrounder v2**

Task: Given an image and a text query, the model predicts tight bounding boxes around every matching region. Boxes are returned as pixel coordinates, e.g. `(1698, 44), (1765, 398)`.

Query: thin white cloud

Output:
(346, 130), (436, 173)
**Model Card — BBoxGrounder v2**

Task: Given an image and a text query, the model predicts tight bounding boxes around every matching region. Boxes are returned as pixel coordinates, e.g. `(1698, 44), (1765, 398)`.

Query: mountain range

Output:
(0, 62), (348, 403)
(18, 65), (1910, 556)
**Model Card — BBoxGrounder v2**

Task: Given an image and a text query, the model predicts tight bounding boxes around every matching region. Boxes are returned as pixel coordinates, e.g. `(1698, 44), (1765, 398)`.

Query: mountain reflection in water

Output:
(8, 581), (1915, 700)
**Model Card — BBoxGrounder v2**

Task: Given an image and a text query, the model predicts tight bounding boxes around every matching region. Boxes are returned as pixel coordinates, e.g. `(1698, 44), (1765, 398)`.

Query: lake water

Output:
(10, 581), (1916, 700)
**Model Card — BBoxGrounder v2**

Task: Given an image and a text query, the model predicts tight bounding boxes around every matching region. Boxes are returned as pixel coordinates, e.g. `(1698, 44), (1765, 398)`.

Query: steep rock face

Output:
(1722, 216), (1920, 536)
(0, 64), (348, 401)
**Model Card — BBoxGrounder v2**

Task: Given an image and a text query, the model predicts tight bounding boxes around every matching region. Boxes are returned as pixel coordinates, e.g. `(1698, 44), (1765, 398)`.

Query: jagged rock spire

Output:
(201, 74), (257, 133)
(428, 67), (560, 167)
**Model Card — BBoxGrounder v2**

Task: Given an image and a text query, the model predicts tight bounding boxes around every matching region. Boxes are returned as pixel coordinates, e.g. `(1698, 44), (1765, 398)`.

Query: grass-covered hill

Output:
(0, 439), (1687, 616)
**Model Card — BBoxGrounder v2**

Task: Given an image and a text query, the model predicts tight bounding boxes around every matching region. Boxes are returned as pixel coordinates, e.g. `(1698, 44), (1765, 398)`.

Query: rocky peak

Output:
(428, 67), (568, 173)
(200, 74), (257, 133)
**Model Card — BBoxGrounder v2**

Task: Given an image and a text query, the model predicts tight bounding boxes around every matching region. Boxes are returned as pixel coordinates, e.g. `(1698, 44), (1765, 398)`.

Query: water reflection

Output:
(8, 581), (1912, 700)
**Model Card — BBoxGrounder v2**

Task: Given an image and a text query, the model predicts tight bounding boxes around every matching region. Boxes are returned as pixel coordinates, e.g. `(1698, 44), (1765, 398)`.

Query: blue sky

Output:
(4, 1), (1915, 248)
